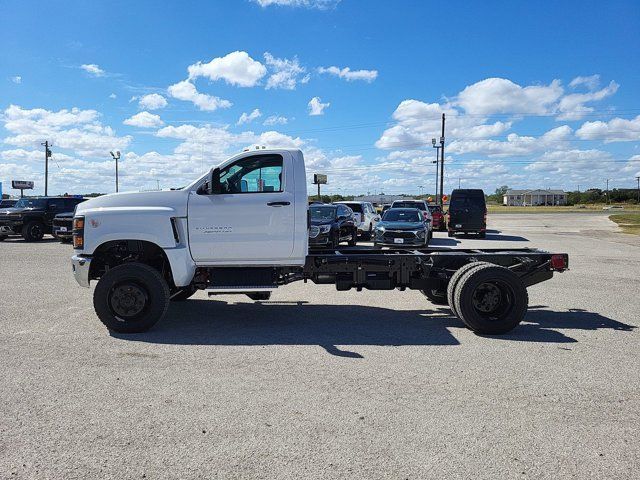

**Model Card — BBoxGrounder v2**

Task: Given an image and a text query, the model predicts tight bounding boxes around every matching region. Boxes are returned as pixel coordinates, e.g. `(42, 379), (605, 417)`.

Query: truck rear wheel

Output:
(447, 262), (490, 318)
(22, 221), (45, 242)
(93, 262), (170, 333)
(453, 264), (528, 335)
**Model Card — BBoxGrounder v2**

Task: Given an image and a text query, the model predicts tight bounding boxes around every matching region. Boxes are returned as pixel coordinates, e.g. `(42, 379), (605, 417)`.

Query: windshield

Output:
(393, 201), (426, 211)
(383, 209), (421, 222)
(310, 206), (336, 221)
(13, 198), (47, 209)
(341, 203), (362, 213)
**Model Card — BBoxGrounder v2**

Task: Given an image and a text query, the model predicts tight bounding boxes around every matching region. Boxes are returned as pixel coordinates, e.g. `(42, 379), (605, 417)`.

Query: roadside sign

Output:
(313, 174), (327, 185)
(12, 180), (34, 190)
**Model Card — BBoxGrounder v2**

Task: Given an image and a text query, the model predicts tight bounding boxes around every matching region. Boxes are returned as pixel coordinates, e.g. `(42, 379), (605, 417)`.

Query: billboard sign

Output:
(12, 180), (34, 190)
(313, 174), (327, 185)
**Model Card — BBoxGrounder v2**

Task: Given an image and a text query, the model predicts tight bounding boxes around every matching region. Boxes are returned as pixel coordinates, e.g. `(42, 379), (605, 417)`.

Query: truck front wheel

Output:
(93, 262), (170, 333)
(22, 221), (45, 242)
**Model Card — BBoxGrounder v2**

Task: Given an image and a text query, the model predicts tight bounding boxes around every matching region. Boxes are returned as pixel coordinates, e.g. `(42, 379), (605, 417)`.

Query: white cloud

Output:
(317, 66), (378, 82)
(448, 126), (573, 157)
(11, 76), (22, 84)
(263, 115), (288, 126)
(236, 108), (262, 125)
(167, 80), (232, 111)
(264, 52), (308, 90)
(557, 81), (618, 120)
(524, 149), (612, 174)
(456, 78), (563, 115)
(123, 111), (164, 128)
(80, 64), (105, 77)
(188, 51), (267, 87)
(569, 74), (601, 90)
(138, 93), (168, 110)
(308, 97), (330, 116)
(575, 115), (640, 143)
(251, 0), (340, 8)
(109, 93), (117, 99)
(2, 105), (131, 158)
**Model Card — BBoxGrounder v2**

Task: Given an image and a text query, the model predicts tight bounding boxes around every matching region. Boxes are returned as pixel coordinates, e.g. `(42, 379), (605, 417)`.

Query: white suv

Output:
(335, 201), (380, 238)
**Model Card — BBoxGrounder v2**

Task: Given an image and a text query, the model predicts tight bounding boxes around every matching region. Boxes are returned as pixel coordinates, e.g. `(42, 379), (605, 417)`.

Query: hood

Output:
(0, 207), (36, 215)
(378, 221), (425, 230)
(76, 190), (190, 217)
(310, 218), (334, 226)
(55, 211), (75, 218)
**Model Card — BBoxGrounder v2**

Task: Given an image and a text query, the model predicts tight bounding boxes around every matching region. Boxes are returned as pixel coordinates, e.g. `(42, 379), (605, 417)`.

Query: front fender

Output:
(80, 207), (179, 254)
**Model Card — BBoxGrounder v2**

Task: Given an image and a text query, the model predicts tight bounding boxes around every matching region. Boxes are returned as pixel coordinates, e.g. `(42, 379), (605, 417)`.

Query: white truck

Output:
(71, 148), (568, 334)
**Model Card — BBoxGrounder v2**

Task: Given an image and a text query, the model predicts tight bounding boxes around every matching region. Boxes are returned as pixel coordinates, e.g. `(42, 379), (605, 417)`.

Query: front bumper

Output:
(71, 255), (92, 288)
(309, 233), (331, 247)
(0, 220), (21, 234)
(374, 230), (426, 246)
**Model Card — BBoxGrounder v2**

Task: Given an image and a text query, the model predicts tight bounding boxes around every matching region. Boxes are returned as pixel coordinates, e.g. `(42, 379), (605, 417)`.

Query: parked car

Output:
(0, 199), (17, 209)
(427, 204), (447, 231)
(334, 201), (379, 239)
(447, 189), (487, 237)
(381, 204), (392, 215)
(390, 199), (433, 225)
(0, 196), (85, 241)
(374, 208), (432, 247)
(309, 203), (357, 249)
(52, 212), (74, 243)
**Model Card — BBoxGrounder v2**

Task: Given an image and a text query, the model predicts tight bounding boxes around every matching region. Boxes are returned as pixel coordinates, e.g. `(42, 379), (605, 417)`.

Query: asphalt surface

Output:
(1, 213), (638, 479)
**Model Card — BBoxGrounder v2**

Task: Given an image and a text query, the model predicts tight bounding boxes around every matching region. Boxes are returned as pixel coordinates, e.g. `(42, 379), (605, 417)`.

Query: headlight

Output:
(319, 225), (331, 234)
(375, 226), (385, 233)
(416, 229), (426, 238)
(73, 216), (85, 249)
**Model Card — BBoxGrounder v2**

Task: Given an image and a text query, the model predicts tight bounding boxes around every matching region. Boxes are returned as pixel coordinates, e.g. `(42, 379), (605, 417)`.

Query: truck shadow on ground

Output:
(113, 300), (635, 357)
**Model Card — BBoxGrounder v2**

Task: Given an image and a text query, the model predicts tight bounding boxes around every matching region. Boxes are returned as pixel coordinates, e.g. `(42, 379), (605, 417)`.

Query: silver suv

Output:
(334, 201), (380, 239)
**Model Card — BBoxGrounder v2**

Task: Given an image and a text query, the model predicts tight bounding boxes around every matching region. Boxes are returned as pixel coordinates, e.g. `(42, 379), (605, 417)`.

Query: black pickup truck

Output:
(0, 197), (85, 241)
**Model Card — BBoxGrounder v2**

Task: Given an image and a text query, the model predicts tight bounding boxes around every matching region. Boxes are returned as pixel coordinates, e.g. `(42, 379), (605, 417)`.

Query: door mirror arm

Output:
(209, 168), (222, 195)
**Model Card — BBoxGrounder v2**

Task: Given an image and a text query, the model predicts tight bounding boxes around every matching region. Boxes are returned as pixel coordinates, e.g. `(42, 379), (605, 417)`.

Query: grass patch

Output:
(609, 213), (640, 235)
(488, 205), (640, 214)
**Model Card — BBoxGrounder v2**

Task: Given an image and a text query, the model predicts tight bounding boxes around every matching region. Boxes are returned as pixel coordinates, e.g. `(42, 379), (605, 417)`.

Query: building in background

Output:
(352, 194), (408, 206)
(503, 189), (567, 206)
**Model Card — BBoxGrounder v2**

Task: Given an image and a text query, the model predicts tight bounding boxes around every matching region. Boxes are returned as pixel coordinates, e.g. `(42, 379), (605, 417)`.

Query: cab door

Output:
(187, 152), (295, 265)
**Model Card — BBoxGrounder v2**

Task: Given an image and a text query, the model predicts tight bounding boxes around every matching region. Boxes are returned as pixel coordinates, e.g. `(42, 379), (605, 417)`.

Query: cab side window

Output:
(219, 154), (283, 194)
(337, 205), (347, 218)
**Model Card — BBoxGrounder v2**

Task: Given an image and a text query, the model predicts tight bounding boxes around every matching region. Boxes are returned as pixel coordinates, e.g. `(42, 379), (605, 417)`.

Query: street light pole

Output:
(431, 139), (441, 204)
(110, 151), (121, 193)
(41, 141), (52, 196)
(440, 113), (446, 207)
(636, 176), (640, 204)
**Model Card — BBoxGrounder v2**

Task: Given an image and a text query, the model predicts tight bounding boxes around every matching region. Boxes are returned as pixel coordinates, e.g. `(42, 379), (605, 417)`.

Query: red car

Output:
(427, 205), (447, 231)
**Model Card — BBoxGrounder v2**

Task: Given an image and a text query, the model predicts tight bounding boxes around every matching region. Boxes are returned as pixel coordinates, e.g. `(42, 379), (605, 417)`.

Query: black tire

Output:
(421, 288), (448, 305)
(0, 235), (6, 241)
(93, 262), (170, 333)
(446, 262), (491, 319)
(348, 228), (357, 246)
(447, 231), (454, 238)
(22, 221), (45, 242)
(246, 292), (271, 301)
(454, 264), (528, 335)
(478, 231), (486, 239)
(170, 284), (198, 301)
(363, 224), (373, 240)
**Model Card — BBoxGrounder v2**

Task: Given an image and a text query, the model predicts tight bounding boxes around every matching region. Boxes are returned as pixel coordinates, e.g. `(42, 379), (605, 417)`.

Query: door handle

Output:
(267, 201), (290, 207)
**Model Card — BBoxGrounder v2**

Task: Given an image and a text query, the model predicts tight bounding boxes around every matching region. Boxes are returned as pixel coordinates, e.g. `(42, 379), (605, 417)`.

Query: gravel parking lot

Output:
(1, 213), (638, 479)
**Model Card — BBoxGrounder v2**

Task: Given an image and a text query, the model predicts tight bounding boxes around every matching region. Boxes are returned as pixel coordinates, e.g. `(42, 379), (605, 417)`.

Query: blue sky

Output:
(1, 0), (639, 196)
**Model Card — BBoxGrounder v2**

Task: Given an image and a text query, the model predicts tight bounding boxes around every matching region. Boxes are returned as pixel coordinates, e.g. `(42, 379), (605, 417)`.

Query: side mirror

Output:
(210, 168), (221, 195)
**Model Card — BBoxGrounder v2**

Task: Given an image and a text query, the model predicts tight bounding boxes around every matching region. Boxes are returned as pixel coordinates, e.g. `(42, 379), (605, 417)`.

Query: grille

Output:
(384, 230), (417, 240)
(53, 218), (73, 228)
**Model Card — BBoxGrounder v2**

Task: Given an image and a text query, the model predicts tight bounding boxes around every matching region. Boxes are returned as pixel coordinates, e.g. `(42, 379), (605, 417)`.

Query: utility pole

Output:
(606, 178), (610, 205)
(458, 177), (461, 189)
(41, 141), (52, 196)
(440, 113), (446, 206)
(636, 176), (640, 204)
